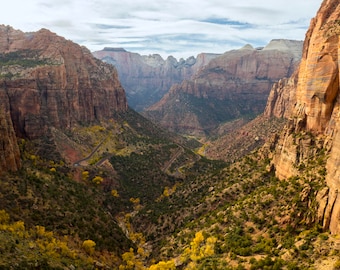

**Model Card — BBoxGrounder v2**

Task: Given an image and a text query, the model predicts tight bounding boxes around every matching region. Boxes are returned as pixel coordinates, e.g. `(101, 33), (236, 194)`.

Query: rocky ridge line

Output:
(0, 25), (128, 172)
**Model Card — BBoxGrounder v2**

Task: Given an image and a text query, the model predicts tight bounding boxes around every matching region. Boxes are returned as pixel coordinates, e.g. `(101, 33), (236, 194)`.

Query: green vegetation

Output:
(0, 108), (335, 269)
(0, 49), (48, 66)
(0, 209), (114, 269)
(0, 50), (49, 68)
(127, 131), (331, 269)
(0, 49), (52, 79)
(145, 92), (262, 136)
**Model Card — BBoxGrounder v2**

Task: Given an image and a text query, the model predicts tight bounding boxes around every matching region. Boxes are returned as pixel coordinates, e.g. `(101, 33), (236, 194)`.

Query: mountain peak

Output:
(240, 44), (254, 50)
(0, 26), (127, 140)
(103, 47), (127, 52)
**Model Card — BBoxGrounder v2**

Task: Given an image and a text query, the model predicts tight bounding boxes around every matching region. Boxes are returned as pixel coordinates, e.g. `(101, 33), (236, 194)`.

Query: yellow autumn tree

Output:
(130, 197), (140, 204)
(163, 187), (170, 197)
(82, 239), (96, 255)
(148, 259), (176, 270)
(119, 248), (145, 270)
(189, 231), (205, 261)
(111, 189), (120, 197)
(92, 175), (104, 184)
(180, 230), (217, 268)
(82, 170), (89, 181)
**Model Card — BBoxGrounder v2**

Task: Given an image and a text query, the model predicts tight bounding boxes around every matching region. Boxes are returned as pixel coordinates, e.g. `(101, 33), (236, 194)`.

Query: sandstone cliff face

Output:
(93, 48), (219, 111)
(0, 26), (128, 172)
(0, 26), (127, 140)
(264, 70), (298, 119)
(0, 90), (21, 172)
(268, 0), (340, 233)
(143, 40), (302, 136)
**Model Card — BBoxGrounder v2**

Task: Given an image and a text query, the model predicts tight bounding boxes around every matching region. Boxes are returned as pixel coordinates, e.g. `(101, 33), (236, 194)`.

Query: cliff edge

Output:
(0, 26), (128, 172)
(267, 0), (340, 234)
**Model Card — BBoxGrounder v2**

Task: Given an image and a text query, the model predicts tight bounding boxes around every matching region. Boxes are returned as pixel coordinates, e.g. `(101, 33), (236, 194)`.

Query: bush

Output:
(92, 176), (104, 185)
(82, 239), (96, 255)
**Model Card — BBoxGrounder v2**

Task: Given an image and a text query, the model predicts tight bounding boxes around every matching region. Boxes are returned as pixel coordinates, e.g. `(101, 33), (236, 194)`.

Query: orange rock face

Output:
(296, 0), (340, 134)
(0, 26), (127, 140)
(269, 0), (340, 233)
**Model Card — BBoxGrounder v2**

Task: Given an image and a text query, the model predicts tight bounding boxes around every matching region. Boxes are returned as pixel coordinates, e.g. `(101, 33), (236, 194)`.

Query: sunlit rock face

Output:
(268, 0), (340, 233)
(143, 40), (302, 136)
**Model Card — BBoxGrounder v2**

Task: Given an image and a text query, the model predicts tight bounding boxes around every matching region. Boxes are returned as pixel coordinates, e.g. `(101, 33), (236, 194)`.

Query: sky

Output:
(2, 0), (322, 59)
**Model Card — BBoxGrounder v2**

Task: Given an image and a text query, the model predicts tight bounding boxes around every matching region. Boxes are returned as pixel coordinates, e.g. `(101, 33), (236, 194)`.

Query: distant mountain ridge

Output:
(143, 39), (303, 136)
(93, 48), (220, 111)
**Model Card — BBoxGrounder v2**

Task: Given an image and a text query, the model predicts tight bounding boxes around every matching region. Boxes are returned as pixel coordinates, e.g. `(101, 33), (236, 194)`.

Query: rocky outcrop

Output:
(0, 90), (21, 172)
(269, 0), (340, 233)
(0, 26), (127, 141)
(264, 70), (298, 119)
(143, 40), (303, 136)
(93, 48), (219, 111)
(0, 25), (128, 172)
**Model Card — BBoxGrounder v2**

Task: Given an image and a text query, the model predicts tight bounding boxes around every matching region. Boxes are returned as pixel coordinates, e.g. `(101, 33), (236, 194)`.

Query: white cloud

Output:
(1, 0), (322, 58)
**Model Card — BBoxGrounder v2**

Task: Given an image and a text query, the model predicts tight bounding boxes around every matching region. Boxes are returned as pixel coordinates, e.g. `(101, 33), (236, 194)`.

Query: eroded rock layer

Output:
(93, 48), (219, 111)
(0, 25), (127, 172)
(0, 90), (21, 172)
(268, 0), (340, 234)
(143, 40), (302, 136)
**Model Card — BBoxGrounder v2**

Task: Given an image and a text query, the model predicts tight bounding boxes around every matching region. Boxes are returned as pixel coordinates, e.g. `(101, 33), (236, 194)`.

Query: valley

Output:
(0, 0), (340, 269)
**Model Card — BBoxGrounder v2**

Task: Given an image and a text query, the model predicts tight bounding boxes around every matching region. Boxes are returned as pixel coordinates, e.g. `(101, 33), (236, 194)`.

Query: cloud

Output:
(1, 0), (322, 58)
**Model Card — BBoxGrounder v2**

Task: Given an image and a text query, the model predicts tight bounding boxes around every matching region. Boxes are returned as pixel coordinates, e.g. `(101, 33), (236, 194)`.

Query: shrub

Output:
(92, 176), (104, 185)
(82, 171), (89, 181)
(82, 239), (96, 255)
(111, 189), (120, 197)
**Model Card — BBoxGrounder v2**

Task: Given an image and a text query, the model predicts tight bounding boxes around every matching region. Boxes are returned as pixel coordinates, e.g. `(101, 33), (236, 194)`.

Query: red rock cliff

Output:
(0, 90), (21, 172)
(0, 26), (127, 140)
(269, 0), (340, 233)
(93, 48), (219, 111)
(143, 40), (302, 135)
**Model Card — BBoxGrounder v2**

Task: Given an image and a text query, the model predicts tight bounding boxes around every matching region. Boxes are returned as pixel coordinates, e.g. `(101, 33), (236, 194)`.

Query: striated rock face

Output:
(269, 0), (340, 233)
(93, 48), (219, 111)
(264, 70), (298, 119)
(0, 26), (127, 141)
(0, 25), (128, 172)
(0, 90), (21, 172)
(143, 40), (302, 136)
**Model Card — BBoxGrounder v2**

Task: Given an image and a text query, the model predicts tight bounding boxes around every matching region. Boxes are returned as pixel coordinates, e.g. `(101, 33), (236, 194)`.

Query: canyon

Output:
(93, 47), (219, 111)
(143, 39), (303, 136)
(1, 0), (340, 267)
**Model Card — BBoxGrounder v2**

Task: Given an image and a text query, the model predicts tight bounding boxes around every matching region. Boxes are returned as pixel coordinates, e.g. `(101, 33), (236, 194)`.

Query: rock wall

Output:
(143, 40), (302, 135)
(269, 0), (340, 233)
(93, 48), (219, 111)
(0, 26), (127, 140)
(0, 90), (21, 172)
(0, 26), (128, 172)
(264, 70), (298, 119)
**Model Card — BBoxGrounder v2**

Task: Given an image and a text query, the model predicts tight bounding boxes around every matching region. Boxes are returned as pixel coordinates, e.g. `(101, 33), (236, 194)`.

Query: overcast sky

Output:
(2, 0), (322, 59)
